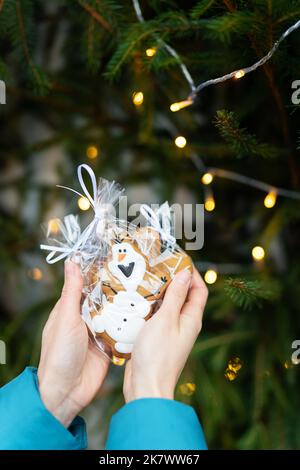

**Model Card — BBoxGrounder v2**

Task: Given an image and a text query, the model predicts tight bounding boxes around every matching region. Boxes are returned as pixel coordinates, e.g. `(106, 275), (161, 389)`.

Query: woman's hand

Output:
(38, 261), (109, 428)
(123, 268), (208, 403)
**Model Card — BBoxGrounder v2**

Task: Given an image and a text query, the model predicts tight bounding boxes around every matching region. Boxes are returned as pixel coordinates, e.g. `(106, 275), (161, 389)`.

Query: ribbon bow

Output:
(139, 202), (176, 246)
(40, 164), (119, 264)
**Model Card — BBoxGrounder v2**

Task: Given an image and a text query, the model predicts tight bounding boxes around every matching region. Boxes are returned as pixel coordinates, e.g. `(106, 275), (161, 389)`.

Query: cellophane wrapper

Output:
(42, 178), (192, 365)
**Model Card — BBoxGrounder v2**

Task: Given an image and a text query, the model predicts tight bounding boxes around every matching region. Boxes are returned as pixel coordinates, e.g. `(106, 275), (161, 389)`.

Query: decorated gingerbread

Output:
(91, 225), (192, 359)
(41, 164), (193, 364)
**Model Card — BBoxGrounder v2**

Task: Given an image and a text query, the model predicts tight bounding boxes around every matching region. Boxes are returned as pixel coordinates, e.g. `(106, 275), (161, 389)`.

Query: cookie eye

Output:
(130, 303), (135, 307)
(118, 249), (122, 253)
(123, 318), (127, 322)
(123, 249), (127, 252)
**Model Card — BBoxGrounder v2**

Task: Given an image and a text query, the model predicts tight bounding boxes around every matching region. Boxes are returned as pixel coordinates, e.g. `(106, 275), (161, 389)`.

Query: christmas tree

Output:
(0, 0), (300, 449)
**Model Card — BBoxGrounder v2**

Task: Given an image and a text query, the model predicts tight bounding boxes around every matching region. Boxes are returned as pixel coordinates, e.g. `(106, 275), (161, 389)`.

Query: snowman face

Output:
(112, 242), (138, 265)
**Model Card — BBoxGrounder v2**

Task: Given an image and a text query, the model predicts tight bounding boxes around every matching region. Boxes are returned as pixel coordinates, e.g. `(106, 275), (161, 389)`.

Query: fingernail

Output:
(175, 269), (192, 285)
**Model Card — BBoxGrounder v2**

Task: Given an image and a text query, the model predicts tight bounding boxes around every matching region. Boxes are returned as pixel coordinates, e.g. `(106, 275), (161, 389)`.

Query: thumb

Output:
(159, 269), (192, 318)
(60, 260), (83, 315)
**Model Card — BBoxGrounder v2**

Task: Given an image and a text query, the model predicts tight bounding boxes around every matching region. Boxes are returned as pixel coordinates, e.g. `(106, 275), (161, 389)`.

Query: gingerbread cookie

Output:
(91, 226), (192, 359)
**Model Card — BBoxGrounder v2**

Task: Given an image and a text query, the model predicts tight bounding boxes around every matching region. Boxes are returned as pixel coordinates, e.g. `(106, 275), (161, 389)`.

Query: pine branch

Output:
(190, 0), (215, 19)
(78, 0), (113, 32)
(224, 278), (278, 311)
(214, 110), (281, 158)
(15, 1), (40, 85)
(203, 11), (262, 42)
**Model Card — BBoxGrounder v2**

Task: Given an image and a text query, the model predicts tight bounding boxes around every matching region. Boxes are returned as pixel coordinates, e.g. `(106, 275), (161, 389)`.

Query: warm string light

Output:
(225, 357), (242, 381)
(132, 0), (196, 98)
(86, 145), (99, 159)
(179, 382), (196, 396)
(112, 356), (126, 366)
(132, 91), (144, 106)
(204, 269), (218, 284)
(196, 164), (300, 202)
(78, 196), (91, 211)
(234, 69), (245, 79)
(252, 246), (265, 261)
(174, 136), (187, 148)
(191, 19), (300, 100)
(204, 195), (215, 212)
(132, 0), (300, 107)
(145, 47), (157, 57)
(170, 99), (193, 112)
(264, 190), (277, 208)
(201, 172), (214, 185)
(28, 268), (43, 281)
(47, 218), (60, 235)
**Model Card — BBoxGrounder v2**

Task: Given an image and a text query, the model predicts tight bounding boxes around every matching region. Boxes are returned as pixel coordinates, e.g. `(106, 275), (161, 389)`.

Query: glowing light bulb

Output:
(179, 383), (196, 396)
(264, 190), (277, 208)
(48, 218), (60, 235)
(252, 245), (265, 261)
(28, 268), (43, 281)
(112, 356), (126, 366)
(78, 196), (90, 211)
(145, 47), (157, 57)
(234, 69), (245, 79)
(205, 197), (215, 212)
(224, 368), (237, 381)
(201, 173), (214, 185)
(228, 357), (242, 373)
(204, 269), (218, 284)
(170, 99), (193, 112)
(132, 91), (144, 106)
(174, 136), (187, 148)
(86, 145), (99, 159)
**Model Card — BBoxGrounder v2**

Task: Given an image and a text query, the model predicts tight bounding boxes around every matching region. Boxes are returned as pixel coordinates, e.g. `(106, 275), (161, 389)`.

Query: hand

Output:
(123, 268), (208, 403)
(38, 261), (109, 428)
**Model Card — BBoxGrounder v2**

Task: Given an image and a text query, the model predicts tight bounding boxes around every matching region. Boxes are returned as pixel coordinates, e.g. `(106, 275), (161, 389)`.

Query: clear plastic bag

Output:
(41, 164), (192, 365)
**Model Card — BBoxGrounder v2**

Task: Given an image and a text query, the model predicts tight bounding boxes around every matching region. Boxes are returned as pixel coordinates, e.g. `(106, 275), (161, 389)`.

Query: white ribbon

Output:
(40, 164), (110, 264)
(139, 202), (176, 246)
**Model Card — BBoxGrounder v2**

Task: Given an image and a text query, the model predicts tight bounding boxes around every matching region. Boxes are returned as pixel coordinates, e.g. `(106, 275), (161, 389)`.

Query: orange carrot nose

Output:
(118, 253), (126, 262)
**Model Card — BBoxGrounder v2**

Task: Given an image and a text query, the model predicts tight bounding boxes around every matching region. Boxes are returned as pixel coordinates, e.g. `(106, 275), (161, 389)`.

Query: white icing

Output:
(108, 242), (146, 291)
(92, 291), (152, 352)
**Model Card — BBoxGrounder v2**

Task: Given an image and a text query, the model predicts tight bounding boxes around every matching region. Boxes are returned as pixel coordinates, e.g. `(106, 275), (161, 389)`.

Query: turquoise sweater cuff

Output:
(106, 398), (207, 450)
(0, 367), (87, 450)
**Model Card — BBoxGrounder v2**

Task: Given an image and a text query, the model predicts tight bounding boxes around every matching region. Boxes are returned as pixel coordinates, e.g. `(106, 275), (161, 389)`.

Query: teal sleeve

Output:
(105, 398), (207, 450)
(0, 367), (87, 450)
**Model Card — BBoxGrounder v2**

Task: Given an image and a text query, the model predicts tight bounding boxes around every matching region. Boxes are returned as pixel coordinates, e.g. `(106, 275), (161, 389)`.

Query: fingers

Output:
(180, 268), (208, 332)
(60, 260), (83, 317)
(159, 269), (192, 319)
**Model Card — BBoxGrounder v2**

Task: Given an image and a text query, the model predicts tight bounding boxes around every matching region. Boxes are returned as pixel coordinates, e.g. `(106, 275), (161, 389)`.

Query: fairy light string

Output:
(189, 19), (300, 102)
(132, 0), (196, 94)
(131, 2), (300, 273)
(132, 0), (300, 106)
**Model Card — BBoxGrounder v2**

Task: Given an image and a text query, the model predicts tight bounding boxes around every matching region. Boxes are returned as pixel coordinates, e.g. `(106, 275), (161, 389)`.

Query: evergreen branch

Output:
(78, 0), (113, 32)
(214, 110), (281, 158)
(222, 0), (235, 13)
(192, 330), (255, 354)
(15, 1), (42, 88)
(203, 11), (262, 42)
(190, 0), (215, 19)
(224, 278), (278, 311)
